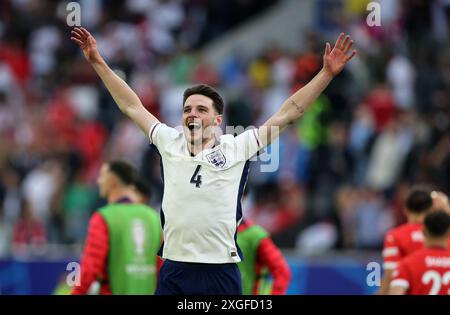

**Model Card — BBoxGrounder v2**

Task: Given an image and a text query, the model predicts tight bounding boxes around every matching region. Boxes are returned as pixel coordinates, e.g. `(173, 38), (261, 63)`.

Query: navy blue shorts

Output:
(155, 260), (242, 295)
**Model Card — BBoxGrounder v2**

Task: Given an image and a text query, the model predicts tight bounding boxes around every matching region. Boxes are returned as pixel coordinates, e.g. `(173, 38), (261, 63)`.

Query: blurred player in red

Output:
(237, 219), (291, 295)
(389, 210), (450, 295)
(72, 161), (161, 295)
(378, 186), (433, 294)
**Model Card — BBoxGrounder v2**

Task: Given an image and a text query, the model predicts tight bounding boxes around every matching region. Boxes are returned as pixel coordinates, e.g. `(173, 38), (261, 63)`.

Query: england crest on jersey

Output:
(206, 149), (227, 168)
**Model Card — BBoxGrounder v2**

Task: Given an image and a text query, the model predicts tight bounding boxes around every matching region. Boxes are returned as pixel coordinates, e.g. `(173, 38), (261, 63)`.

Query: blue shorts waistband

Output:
(165, 259), (237, 270)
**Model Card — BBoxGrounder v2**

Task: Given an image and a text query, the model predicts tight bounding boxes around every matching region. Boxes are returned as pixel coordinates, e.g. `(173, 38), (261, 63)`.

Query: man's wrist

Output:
(320, 67), (335, 80)
(90, 56), (106, 68)
(88, 52), (104, 66)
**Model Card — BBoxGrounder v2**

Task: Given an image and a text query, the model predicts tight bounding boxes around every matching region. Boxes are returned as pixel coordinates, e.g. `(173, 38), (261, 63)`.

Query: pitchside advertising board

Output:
(0, 256), (381, 295)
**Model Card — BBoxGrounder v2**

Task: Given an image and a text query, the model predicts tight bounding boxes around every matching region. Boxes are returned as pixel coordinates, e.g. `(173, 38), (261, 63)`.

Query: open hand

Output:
(70, 27), (101, 63)
(323, 33), (357, 77)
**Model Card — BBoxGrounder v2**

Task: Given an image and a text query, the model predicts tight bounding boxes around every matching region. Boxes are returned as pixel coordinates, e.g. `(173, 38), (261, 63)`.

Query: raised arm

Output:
(70, 27), (159, 135)
(258, 33), (357, 147)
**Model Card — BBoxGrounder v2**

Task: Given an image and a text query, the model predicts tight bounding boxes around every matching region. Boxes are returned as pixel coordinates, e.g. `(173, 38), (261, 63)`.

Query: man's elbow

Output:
(121, 103), (145, 122)
(120, 102), (136, 116)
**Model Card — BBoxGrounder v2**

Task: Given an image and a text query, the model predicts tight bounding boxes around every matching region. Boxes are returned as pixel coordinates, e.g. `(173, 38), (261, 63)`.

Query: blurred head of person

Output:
(431, 191), (450, 214)
(404, 186), (433, 222)
(131, 175), (152, 205)
(182, 84), (223, 148)
(97, 161), (136, 203)
(423, 210), (450, 248)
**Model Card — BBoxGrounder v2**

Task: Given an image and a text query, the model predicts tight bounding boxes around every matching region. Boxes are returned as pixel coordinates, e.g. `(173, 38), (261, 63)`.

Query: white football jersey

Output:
(148, 123), (262, 263)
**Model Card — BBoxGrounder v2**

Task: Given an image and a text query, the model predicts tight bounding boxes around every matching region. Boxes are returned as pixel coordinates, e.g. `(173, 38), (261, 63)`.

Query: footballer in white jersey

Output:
(72, 26), (357, 294)
(149, 122), (262, 264)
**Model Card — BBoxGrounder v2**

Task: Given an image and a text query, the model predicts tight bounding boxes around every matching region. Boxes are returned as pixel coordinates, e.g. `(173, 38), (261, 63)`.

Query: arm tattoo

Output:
(290, 98), (305, 116)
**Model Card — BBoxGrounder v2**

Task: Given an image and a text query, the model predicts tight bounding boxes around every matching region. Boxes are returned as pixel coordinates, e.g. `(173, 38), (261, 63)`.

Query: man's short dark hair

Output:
(183, 84), (224, 115)
(406, 186), (433, 214)
(133, 175), (151, 200)
(424, 210), (450, 238)
(108, 161), (136, 186)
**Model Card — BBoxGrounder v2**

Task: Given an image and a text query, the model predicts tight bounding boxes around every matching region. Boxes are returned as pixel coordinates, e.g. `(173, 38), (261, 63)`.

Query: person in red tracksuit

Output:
(237, 219), (291, 295)
(72, 161), (162, 295)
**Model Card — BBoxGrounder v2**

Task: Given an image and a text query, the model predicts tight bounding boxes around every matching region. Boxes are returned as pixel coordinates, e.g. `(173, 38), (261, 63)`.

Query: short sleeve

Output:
(233, 129), (263, 161)
(383, 232), (401, 270)
(148, 123), (180, 151)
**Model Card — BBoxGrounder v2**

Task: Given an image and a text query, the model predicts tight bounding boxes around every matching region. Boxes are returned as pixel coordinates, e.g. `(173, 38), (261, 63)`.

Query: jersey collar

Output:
(186, 139), (220, 157)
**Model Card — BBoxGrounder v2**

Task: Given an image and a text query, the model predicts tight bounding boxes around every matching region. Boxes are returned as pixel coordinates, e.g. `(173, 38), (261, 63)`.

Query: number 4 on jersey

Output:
(190, 165), (202, 188)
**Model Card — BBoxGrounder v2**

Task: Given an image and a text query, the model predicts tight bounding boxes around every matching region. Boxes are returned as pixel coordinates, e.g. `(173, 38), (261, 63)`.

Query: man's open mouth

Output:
(188, 122), (201, 130)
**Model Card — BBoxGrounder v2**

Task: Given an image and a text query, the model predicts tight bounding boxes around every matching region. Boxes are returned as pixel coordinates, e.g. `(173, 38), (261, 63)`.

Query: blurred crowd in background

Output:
(0, 0), (449, 258)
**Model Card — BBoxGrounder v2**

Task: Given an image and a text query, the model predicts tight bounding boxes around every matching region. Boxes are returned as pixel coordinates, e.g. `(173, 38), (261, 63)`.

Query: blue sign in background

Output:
(0, 255), (381, 295)
(0, 260), (73, 294)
